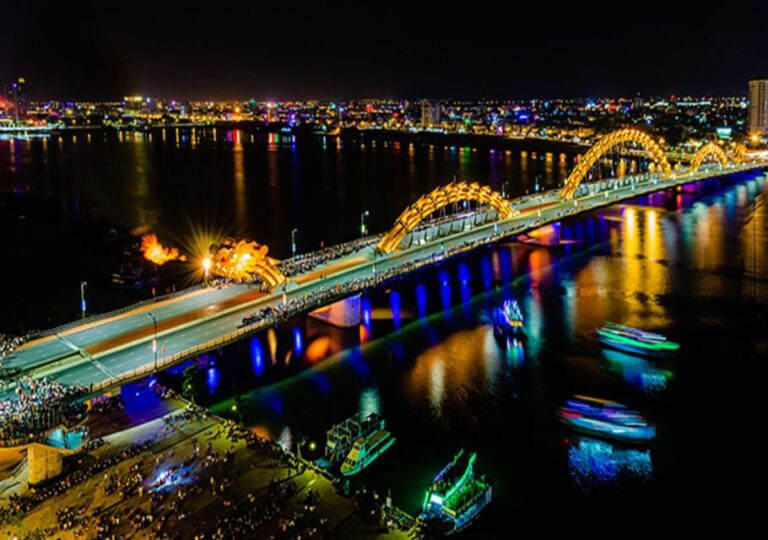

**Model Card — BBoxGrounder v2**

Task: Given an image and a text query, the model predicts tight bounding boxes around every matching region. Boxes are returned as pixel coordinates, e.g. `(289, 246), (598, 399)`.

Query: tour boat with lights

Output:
(492, 300), (525, 338)
(317, 412), (391, 472)
(558, 395), (656, 443)
(597, 322), (679, 357)
(419, 450), (492, 535)
(340, 428), (395, 476)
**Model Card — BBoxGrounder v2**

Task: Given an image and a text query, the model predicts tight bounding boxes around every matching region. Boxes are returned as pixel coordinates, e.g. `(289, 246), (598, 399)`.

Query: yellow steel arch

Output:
(560, 128), (672, 200)
(210, 239), (287, 288)
(690, 142), (729, 172)
(376, 181), (515, 254)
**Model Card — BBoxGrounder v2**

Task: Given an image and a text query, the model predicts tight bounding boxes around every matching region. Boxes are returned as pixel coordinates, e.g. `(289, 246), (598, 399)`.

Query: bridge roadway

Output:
(2, 163), (764, 394)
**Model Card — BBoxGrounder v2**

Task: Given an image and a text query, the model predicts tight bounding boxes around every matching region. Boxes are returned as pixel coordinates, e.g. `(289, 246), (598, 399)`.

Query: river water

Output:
(2, 129), (767, 532)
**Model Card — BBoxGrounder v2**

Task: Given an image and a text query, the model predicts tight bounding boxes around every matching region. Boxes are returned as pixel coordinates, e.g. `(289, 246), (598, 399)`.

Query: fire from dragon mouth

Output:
(141, 234), (186, 265)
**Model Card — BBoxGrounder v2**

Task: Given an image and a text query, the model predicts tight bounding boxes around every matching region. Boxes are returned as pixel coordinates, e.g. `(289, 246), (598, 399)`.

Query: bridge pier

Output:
(519, 222), (561, 246)
(309, 294), (362, 328)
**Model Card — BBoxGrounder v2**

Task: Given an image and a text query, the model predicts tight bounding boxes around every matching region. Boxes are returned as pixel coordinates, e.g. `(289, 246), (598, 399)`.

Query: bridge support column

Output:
(27, 443), (64, 485)
(309, 294), (361, 328)
(520, 222), (561, 246)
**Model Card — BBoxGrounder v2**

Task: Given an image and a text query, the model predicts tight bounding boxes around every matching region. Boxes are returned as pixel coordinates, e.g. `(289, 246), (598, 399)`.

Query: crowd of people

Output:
(0, 377), (88, 446)
(241, 238), (491, 331)
(278, 236), (380, 278)
(0, 439), (154, 525)
(0, 333), (28, 359)
(0, 380), (424, 539)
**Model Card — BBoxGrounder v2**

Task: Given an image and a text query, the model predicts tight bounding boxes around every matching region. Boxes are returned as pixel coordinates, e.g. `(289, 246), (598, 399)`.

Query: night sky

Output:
(2, 1), (767, 100)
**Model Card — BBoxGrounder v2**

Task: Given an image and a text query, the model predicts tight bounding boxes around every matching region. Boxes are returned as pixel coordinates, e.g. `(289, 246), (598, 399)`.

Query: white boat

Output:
(340, 429), (395, 476)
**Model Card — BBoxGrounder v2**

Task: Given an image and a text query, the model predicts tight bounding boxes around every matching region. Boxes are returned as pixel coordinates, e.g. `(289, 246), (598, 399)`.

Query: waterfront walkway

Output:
(0, 396), (411, 539)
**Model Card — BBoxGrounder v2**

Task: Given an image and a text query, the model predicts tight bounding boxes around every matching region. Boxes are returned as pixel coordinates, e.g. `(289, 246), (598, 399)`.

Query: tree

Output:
(233, 393), (247, 425)
(181, 365), (206, 403)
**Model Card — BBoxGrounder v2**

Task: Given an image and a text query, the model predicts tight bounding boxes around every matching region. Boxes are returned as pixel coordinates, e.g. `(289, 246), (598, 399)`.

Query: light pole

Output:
(147, 312), (158, 372)
(202, 256), (211, 284)
(360, 210), (370, 237)
(291, 228), (298, 257)
(80, 280), (88, 319)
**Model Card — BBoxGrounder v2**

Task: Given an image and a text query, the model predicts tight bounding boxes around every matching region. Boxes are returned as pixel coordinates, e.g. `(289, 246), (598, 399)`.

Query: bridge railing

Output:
(89, 325), (258, 393)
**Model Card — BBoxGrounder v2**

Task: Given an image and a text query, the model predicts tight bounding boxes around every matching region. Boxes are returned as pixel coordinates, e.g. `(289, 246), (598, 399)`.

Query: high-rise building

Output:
(421, 101), (441, 128)
(2, 77), (27, 123)
(748, 79), (768, 138)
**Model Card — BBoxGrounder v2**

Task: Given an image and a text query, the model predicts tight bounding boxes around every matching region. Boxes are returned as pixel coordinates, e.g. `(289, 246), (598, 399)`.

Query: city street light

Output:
(80, 280), (88, 319)
(147, 312), (158, 372)
(360, 210), (370, 237)
(291, 228), (298, 257)
(202, 256), (212, 283)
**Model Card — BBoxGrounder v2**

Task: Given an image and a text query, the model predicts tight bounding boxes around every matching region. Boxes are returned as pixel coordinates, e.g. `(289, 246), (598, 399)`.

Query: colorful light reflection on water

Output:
(185, 171), (767, 526)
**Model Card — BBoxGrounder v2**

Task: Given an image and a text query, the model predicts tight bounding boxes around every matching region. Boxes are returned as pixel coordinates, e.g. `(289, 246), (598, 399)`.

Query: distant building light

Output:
(716, 127), (732, 140)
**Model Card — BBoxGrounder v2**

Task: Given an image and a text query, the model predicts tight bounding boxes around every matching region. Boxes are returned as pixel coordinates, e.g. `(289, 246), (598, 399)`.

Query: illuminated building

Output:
(421, 100), (441, 128)
(748, 79), (768, 140)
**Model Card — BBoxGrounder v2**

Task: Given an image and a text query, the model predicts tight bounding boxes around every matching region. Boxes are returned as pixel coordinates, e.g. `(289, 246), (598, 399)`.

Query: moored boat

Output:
(316, 412), (388, 471)
(419, 450), (492, 535)
(340, 428), (395, 476)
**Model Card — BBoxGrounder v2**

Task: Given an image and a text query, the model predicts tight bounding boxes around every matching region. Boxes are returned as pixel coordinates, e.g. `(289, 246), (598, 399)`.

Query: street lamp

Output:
(202, 256), (212, 283)
(360, 210), (370, 237)
(291, 228), (298, 257)
(147, 312), (158, 372)
(80, 280), (88, 319)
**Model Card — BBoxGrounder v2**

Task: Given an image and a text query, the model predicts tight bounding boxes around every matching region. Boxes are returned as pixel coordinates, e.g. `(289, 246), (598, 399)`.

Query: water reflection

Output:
(231, 130), (247, 231)
(359, 386), (381, 417)
(404, 326), (501, 422)
(154, 171), (766, 523)
(277, 426), (293, 452)
(250, 336), (265, 376)
(602, 349), (672, 395)
(206, 366), (220, 395)
(567, 437), (653, 491)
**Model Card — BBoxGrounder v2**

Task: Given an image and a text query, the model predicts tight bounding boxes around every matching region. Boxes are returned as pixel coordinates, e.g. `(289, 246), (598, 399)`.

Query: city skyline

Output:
(2, 1), (767, 101)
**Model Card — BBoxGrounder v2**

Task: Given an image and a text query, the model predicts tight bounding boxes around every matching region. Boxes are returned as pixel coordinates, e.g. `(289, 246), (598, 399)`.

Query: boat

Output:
(597, 322), (679, 358)
(316, 412), (389, 471)
(492, 300), (524, 338)
(558, 395), (656, 444)
(110, 258), (159, 290)
(340, 428), (395, 476)
(419, 450), (492, 535)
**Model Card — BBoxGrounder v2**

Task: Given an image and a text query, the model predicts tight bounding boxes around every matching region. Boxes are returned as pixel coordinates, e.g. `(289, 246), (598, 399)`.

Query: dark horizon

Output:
(2, 1), (767, 101)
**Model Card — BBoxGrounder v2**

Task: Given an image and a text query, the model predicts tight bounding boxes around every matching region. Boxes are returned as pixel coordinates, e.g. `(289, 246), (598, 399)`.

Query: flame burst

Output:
(141, 234), (186, 265)
(211, 238), (286, 287)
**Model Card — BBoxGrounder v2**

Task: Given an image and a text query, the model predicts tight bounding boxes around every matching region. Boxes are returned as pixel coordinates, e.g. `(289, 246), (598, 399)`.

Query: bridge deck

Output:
(2, 163), (764, 395)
